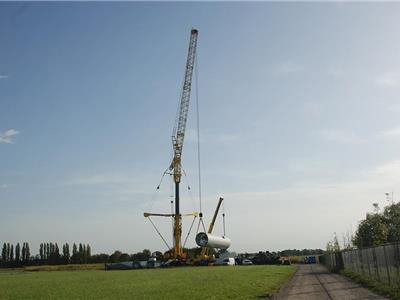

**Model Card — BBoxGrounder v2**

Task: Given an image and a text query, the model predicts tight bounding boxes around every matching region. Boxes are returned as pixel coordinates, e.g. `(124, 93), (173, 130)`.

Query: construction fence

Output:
(321, 242), (400, 288)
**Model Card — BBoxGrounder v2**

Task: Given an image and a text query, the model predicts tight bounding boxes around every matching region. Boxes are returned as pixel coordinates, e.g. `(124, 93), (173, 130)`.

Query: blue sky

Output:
(2, 2), (400, 254)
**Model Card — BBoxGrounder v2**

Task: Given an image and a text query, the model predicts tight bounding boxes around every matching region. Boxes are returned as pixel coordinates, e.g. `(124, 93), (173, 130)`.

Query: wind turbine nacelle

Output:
(195, 232), (231, 250)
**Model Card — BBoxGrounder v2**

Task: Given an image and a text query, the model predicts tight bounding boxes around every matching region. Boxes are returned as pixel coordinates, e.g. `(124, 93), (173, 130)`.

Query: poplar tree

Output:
(15, 243), (20, 262)
(86, 244), (91, 263)
(39, 243), (44, 261)
(1, 243), (6, 262)
(65, 243), (70, 263)
(79, 243), (83, 264)
(55, 243), (60, 263)
(46, 243), (50, 260)
(6, 243), (10, 261)
(82, 244), (87, 263)
(10, 245), (14, 262)
(25, 242), (30, 262)
(72, 243), (78, 264)
(22, 243), (26, 262)
(62, 243), (70, 264)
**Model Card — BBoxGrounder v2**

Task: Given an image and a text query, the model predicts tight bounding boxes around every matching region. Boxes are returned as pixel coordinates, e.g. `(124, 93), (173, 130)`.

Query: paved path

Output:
(275, 264), (388, 300)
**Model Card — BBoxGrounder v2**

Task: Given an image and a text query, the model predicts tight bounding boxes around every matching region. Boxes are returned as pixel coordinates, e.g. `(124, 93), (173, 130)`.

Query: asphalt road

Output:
(274, 264), (388, 300)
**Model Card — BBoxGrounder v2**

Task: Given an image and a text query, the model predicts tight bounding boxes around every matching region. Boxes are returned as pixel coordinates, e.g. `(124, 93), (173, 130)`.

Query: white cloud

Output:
(0, 184), (8, 189)
(304, 102), (324, 118)
(319, 129), (363, 144)
(185, 128), (205, 144)
(0, 75), (8, 79)
(215, 159), (400, 251)
(387, 104), (400, 113)
(0, 129), (19, 144)
(186, 128), (239, 145)
(65, 174), (134, 186)
(215, 133), (239, 144)
(327, 67), (344, 78)
(378, 127), (400, 138)
(276, 61), (301, 74)
(49, 160), (400, 252)
(64, 173), (159, 197)
(375, 72), (400, 88)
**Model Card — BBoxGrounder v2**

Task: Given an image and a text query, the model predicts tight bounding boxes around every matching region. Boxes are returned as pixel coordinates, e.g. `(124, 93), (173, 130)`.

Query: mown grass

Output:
(0, 265), (295, 299)
(341, 269), (400, 300)
(23, 263), (105, 272)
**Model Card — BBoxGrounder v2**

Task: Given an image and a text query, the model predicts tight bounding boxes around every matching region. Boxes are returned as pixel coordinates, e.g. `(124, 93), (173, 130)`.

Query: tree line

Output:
(0, 241), (156, 268)
(352, 202), (400, 248)
(38, 242), (91, 265)
(0, 242), (91, 268)
(1, 242), (30, 266)
(326, 202), (400, 251)
(278, 249), (324, 256)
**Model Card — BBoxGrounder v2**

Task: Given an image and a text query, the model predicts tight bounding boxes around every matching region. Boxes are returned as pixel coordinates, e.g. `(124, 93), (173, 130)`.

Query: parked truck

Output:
(105, 256), (159, 270)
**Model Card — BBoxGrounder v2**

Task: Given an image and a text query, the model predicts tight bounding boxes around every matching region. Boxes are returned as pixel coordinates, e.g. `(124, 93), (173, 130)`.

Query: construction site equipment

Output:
(214, 257), (235, 266)
(194, 197), (231, 264)
(144, 30), (231, 264)
(195, 232), (231, 249)
(170, 28), (199, 258)
(133, 257), (160, 269)
(195, 197), (231, 250)
(105, 257), (160, 270)
(144, 29), (199, 259)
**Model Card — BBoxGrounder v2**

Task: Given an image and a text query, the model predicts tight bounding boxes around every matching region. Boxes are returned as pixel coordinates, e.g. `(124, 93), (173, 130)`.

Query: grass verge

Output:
(23, 263), (105, 272)
(341, 269), (400, 300)
(0, 265), (295, 299)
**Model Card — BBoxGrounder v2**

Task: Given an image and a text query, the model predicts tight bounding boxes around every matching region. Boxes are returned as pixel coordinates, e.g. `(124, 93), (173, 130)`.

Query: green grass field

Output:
(0, 265), (295, 299)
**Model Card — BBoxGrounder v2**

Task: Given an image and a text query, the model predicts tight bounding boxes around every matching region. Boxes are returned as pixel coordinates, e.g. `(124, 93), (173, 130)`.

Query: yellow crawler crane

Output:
(144, 29), (199, 259)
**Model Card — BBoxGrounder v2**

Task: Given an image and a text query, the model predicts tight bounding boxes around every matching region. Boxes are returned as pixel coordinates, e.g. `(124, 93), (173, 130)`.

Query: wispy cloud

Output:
(0, 75), (8, 79)
(63, 173), (155, 199)
(185, 128), (205, 144)
(219, 160), (400, 250)
(65, 174), (133, 186)
(276, 61), (301, 74)
(215, 133), (240, 144)
(387, 104), (400, 113)
(319, 129), (363, 144)
(378, 127), (400, 139)
(327, 67), (344, 78)
(304, 102), (324, 118)
(0, 129), (19, 144)
(0, 184), (8, 190)
(186, 128), (240, 145)
(375, 72), (400, 88)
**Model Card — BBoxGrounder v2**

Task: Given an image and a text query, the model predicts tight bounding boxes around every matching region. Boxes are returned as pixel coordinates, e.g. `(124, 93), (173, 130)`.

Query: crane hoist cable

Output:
(146, 216), (171, 251)
(183, 215), (198, 248)
(195, 48), (203, 215)
(182, 169), (196, 213)
(147, 166), (172, 212)
(222, 200), (226, 237)
(194, 37), (207, 236)
(156, 167), (170, 190)
(196, 214), (206, 234)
